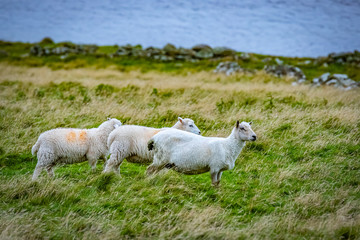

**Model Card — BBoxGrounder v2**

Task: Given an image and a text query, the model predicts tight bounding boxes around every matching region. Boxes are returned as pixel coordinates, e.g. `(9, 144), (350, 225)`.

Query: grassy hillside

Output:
(0, 42), (359, 239)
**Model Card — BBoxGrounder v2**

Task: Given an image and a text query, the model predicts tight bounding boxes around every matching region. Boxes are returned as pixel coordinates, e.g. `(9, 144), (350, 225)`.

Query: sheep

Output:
(103, 117), (201, 174)
(147, 121), (256, 186)
(31, 118), (122, 180)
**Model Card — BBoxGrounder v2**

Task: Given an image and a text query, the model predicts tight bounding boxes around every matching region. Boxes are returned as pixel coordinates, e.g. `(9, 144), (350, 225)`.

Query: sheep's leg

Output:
(32, 149), (56, 180)
(146, 163), (164, 175)
(104, 141), (129, 174)
(46, 165), (55, 178)
(88, 157), (97, 172)
(211, 170), (220, 187)
(86, 151), (98, 172)
(102, 155), (108, 170)
(107, 152), (124, 174)
(32, 164), (44, 180)
(216, 171), (223, 185)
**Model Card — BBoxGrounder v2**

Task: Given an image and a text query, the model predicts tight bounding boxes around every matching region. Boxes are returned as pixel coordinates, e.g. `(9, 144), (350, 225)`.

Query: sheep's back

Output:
(38, 128), (90, 155)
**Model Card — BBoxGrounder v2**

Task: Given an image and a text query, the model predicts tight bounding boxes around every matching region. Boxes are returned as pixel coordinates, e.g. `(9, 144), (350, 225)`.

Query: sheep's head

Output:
(235, 121), (256, 141)
(107, 117), (122, 129)
(175, 117), (201, 135)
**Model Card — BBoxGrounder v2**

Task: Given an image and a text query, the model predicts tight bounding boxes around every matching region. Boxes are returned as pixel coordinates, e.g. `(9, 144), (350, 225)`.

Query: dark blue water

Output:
(1, 0), (359, 57)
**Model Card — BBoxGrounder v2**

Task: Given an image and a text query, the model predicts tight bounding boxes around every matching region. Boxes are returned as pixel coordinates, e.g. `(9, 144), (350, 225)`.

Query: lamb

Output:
(103, 117), (201, 174)
(147, 121), (256, 186)
(31, 118), (122, 180)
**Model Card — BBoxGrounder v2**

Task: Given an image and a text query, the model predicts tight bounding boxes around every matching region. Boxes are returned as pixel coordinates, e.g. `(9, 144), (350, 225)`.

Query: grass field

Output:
(0, 46), (359, 239)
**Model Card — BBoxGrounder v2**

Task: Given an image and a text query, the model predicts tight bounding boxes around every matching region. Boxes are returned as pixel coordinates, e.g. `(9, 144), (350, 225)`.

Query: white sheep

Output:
(31, 118), (122, 180)
(103, 117), (201, 174)
(147, 121), (256, 186)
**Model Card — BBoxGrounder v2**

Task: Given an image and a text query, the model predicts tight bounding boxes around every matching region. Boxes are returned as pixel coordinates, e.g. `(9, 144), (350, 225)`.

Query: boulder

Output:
(145, 47), (162, 57)
(195, 48), (214, 59)
(275, 58), (283, 65)
(264, 64), (306, 81)
(30, 45), (44, 56)
(317, 50), (360, 66)
(163, 43), (177, 55)
(213, 47), (236, 57)
(192, 44), (212, 52)
(312, 72), (359, 90)
(214, 61), (244, 76)
(52, 46), (70, 55)
(240, 52), (250, 60)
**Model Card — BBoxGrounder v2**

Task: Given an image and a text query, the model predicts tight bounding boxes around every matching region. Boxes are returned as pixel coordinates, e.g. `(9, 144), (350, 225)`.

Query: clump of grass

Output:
(95, 83), (117, 97)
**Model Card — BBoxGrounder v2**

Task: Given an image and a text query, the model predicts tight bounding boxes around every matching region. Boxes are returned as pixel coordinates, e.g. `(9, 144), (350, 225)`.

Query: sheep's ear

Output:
(249, 121), (253, 125)
(178, 117), (184, 124)
(107, 117), (111, 121)
(236, 120), (240, 128)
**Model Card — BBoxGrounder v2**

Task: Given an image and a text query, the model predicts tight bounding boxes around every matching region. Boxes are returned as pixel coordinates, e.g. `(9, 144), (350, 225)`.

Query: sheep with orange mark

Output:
(31, 118), (122, 180)
(103, 117), (201, 174)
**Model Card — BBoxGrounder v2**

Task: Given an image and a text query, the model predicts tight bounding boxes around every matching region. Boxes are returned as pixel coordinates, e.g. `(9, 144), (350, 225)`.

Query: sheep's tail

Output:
(148, 139), (155, 151)
(31, 140), (40, 156)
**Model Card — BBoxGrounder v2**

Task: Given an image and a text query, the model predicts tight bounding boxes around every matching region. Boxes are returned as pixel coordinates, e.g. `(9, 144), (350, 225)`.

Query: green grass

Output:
(0, 46), (359, 239)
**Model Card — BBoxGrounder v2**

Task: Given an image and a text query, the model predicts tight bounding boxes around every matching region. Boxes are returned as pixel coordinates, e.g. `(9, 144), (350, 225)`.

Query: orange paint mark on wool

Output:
(79, 130), (87, 142)
(66, 131), (76, 142)
(147, 129), (161, 139)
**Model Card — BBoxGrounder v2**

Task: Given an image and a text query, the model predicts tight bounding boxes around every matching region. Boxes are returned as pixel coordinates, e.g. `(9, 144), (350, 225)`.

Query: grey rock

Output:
(163, 43), (177, 55)
(192, 44), (212, 51)
(338, 78), (356, 87)
(275, 58), (284, 65)
(145, 47), (162, 57)
(214, 61), (243, 75)
(52, 46), (70, 55)
(320, 73), (331, 82)
(320, 50), (360, 65)
(326, 79), (338, 86)
(159, 55), (174, 62)
(195, 48), (214, 59)
(312, 72), (359, 90)
(115, 46), (131, 56)
(333, 74), (348, 80)
(178, 47), (195, 56)
(213, 47), (236, 57)
(264, 64), (306, 80)
(30, 45), (44, 56)
(131, 48), (146, 57)
(240, 52), (250, 60)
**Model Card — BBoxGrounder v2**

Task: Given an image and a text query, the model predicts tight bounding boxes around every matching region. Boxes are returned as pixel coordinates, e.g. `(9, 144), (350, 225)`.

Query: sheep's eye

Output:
(189, 125), (194, 128)
(240, 127), (246, 131)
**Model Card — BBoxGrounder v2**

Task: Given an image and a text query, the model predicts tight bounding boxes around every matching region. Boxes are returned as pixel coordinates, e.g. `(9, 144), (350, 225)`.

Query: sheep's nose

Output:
(251, 135), (257, 141)
(198, 131), (201, 135)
